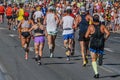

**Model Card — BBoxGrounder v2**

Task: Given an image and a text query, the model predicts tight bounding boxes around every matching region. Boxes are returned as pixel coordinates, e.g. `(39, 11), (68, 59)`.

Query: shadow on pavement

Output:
(43, 62), (75, 65)
(104, 63), (120, 66)
(99, 74), (120, 78)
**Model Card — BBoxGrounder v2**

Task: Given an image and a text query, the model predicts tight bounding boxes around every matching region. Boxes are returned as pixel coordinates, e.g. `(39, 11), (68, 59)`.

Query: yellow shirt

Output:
(17, 8), (24, 21)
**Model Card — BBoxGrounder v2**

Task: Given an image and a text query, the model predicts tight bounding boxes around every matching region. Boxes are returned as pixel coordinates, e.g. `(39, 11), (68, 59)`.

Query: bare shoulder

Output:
(100, 24), (106, 30)
(89, 24), (95, 33)
(89, 24), (94, 29)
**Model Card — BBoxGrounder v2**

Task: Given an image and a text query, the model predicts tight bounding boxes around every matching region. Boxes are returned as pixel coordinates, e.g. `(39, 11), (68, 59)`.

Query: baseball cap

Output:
(80, 6), (86, 12)
(24, 12), (29, 17)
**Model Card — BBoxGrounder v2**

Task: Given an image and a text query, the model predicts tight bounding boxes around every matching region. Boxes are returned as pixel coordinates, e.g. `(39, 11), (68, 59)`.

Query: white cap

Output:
(66, 6), (71, 10)
(80, 6), (86, 12)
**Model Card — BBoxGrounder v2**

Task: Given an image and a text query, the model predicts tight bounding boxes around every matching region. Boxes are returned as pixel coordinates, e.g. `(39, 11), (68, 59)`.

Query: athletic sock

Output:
(92, 61), (98, 74)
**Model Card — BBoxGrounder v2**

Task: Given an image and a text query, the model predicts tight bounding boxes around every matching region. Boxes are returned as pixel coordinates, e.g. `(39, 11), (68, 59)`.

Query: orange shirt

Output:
(6, 7), (12, 16)
(0, 6), (5, 13)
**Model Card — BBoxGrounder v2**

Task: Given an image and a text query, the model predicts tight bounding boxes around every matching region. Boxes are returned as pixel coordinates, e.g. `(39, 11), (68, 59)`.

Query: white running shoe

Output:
(50, 53), (54, 58)
(66, 56), (70, 61)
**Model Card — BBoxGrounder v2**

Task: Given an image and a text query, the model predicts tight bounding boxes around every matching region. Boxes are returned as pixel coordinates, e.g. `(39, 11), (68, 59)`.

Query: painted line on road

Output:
(109, 38), (120, 43)
(99, 66), (114, 73)
(104, 48), (114, 52)
(0, 27), (7, 30)
(114, 37), (120, 39)
(8, 34), (17, 37)
(100, 65), (120, 74)
(0, 62), (13, 80)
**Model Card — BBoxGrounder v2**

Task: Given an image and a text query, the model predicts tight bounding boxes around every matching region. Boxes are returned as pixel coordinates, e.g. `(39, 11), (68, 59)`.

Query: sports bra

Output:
(21, 20), (30, 28)
(34, 24), (44, 34)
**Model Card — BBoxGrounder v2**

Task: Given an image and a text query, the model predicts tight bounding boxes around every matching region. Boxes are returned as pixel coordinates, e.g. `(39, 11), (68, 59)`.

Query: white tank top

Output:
(46, 13), (57, 32)
(34, 11), (43, 22)
(62, 16), (74, 35)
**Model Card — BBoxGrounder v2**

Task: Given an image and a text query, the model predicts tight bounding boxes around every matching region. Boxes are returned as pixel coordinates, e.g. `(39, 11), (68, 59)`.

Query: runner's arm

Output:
(55, 14), (60, 25)
(43, 15), (46, 26)
(103, 25), (110, 40)
(85, 25), (91, 38)
(74, 15), (81, 29)
(18, 21), (22, 28)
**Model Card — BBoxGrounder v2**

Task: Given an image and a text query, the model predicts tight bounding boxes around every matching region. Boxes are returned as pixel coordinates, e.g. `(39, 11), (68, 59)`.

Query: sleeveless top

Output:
(90, 24), (105, 50)
(79, 14), (89, 33)
(17, 8), (24, 21)
(62, 15), (74, 35)
(21, 20), (30, 28)
(46, 13), (57, 32)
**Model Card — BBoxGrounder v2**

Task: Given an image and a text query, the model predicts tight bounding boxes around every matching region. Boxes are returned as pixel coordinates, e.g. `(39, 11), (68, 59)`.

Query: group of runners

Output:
(0, 0), (116, 78)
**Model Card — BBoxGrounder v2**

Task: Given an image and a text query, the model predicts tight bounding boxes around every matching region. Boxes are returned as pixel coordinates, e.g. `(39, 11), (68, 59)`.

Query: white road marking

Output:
(99, 66), (114, 73)
(100, 65), (120, 74)
(8, 34), (17, 37)
(114, 37), (120, 39)
(109, 38), (120, 43)
(104, 48), (114, 52)
(0, 27), (7, 30)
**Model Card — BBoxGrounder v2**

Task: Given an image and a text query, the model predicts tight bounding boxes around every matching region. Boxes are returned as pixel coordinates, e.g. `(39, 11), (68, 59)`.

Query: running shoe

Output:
(13, 26), (17, 31)
(66, 56), (70, 61)
(94, 74), (99, 78)
(83, 61), (87, 67)
(50, 53), (54, 58)
(65, 48), (71, 56)
(37, 60), (41, 65)
(34, 55), (39, 61)
(82, 56), (88, 67)
(25, 53), (28, 60)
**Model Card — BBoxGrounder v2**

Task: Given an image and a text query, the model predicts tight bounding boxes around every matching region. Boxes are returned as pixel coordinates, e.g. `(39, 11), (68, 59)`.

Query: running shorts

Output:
(89, 48), (104, 55)
(0, 13), (4, 15)
(78, 32), (89, 41)
(34, 36), (45, 43)
(63, 33), (74, 40)
(21, 32), (30, 38)
(47, 31), (57, 35)
(7, 16), (12, 19)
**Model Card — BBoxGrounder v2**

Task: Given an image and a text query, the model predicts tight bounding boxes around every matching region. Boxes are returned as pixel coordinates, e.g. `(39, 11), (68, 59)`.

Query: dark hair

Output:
(19, 3), (24, 8)
(8, 4), (11, 7)
(93, 14), (100, 22)
(37, 17), (44, 25)
(66, 9), (72, 14)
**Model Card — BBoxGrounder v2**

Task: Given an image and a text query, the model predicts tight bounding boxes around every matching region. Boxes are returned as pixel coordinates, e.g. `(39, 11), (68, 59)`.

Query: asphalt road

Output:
(0, 22), (120, 80)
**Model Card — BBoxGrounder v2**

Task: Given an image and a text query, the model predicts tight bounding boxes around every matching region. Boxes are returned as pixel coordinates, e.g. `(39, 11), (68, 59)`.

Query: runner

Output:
(17, 3), (24, 38)
(75, 6), (93, 66)
(60, 8), (75, 61)
(85, 14), (110, 78)
(29, 17), (46, 65)
(18, 12), (34, 60)
(12, 3), (18, 30)
(33, 6), (44, 23)
(6, 4), (13, 30)
(0, 3), (5, 24)
(44, 6), (59, 58)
